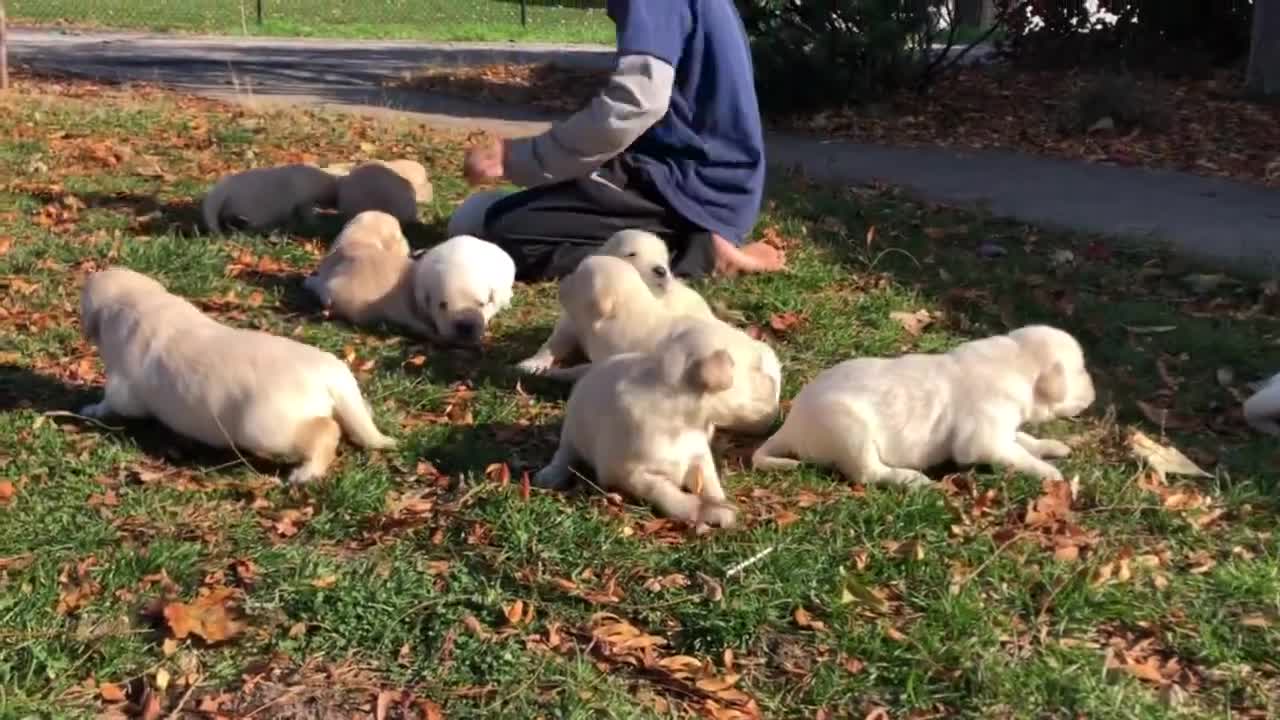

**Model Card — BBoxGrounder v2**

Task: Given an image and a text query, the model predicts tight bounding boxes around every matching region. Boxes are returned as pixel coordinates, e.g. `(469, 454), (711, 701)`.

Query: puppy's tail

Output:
(328, 371), (397, 450)
(1243, 376), (1280, 435)
(751, 431), (802, 472)
(201, 177), (228, 235)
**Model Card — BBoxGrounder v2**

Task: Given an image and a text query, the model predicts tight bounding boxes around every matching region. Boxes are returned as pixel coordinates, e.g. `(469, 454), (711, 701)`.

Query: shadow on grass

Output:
(0, 365), (97, 414)
(421, 420), (561, 479)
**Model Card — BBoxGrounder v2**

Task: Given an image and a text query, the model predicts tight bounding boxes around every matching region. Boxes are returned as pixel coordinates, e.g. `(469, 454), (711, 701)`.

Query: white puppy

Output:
(336, 159), (433, 224)
(303, 211), (435, 338)
(411, 235), (516, 346)
(446, 189), (513, 238)
(515, 230), (716, 376)
(535, 330), (739, 529)
(1243, 372), (1280, 435)
(531, 256), (780, 433)
(79, 267), (396, 483)
(753, 325), (1096, 486)
(202, 164), (338, 235)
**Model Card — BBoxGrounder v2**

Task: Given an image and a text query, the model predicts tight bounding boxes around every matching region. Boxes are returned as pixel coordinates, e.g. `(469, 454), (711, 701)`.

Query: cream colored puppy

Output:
(753, 325), (1096, 487)
(535, 331), (739, 529)
(336, 159), (433, 224)
(1243, 372), (1280, 435)
(446, 189), (513, 238)
(303, 211), (436, 338)
(79, 267), (396, 483)
(202, 163), (338, 234)
(530, 256), (781, 433)
(411, 235), (516, 346)
(515, 230), (715, 376)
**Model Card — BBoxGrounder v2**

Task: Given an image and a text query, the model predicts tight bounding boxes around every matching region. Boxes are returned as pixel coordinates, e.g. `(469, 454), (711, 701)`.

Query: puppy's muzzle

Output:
(453, 318), (482, 344)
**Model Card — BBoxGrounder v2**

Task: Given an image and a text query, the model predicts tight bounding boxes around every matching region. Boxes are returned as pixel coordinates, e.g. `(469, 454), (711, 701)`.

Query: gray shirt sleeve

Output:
(504, 54), (675, 187)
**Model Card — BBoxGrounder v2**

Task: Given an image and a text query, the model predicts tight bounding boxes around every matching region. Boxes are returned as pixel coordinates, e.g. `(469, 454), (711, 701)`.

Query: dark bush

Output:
(736, 0), (945, 113)
(995, 0), (1254, 75)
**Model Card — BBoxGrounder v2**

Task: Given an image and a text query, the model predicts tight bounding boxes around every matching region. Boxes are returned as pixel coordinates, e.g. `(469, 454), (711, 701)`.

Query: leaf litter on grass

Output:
(3, 71), (1279, 719)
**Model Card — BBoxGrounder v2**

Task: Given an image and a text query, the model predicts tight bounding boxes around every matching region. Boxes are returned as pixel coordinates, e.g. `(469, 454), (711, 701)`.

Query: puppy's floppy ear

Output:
(1034, 361), (1067, 406)
(691, 349), (735, 394)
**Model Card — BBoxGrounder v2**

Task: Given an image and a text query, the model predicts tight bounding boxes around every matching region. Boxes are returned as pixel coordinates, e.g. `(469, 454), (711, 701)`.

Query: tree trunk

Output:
(955, 0), (995, 28)
(1248, 0), (1280, 97)
(0, 1), (8, 91)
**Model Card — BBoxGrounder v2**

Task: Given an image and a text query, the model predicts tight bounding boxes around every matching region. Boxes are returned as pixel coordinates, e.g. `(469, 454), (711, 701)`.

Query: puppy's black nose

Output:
(454, 319), (480, 339)
(652, 265), (669, 279)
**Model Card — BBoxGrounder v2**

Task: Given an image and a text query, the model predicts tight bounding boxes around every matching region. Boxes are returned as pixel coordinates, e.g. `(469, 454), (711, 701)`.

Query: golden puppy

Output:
(410, 235), (516, 346)
(530, 256), (781, 434)
(202, 163), (338, 234)
(753, 325), (1096, 487)
(535, 330), (739, 529)
(515, 230), (716, 376)
(336, 159), (433, 224)
(303, 211), (435, 338)
(80, 267), (396, 483)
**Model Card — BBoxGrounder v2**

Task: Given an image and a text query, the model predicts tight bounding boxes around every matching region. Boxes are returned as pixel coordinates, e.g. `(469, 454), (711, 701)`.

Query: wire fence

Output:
(6, 1), (614, 44)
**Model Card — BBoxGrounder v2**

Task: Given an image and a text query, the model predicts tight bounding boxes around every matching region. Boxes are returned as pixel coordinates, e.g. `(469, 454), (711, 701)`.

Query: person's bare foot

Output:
(712, 235), (787, 276)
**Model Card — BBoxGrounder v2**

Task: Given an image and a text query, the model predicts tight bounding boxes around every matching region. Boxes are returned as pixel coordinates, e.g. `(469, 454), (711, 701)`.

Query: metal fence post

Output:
(520, 0), (528, 27)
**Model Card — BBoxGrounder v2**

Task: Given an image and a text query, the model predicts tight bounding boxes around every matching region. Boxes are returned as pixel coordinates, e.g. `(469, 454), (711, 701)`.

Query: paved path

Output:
(9, 29), (1280, 272)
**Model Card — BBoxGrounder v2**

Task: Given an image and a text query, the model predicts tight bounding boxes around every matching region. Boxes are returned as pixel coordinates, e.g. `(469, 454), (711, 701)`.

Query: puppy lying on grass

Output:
(1244, 372), (1280, 435)
(79, 267), (396, 483)
(303, 211), (436, 338)
(410, 234), (516, 347)
(535, 327), (740, 530)
(531, 255), (781, 434)
(516, 230), (716, 376)
(753, 325), (1095, 487)
(201, 163), (339, 234)
(336, 159), (432, 225)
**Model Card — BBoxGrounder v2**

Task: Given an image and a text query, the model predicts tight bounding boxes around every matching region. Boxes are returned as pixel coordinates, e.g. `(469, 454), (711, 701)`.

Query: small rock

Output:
(977, 242), (1007, 258)
(1087, 116), (1116, 133)
(1216, 367), (1234, 387)
(1050, 249), (1075, 266)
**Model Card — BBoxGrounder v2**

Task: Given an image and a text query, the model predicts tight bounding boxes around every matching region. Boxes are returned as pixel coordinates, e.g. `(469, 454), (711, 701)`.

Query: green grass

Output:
(1, 79), (1278, 719)
(8, 0), (616, 44)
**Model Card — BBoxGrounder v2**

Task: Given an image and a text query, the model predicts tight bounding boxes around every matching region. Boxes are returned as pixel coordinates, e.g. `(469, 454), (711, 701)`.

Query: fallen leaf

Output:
(1129, 432), (1211, 480)
(890, 309), (935, 337)
(310, 574), (338, 589)
(793, 607), (827, 632)
(161, 587), (245, 643)
(0, 481), (14, 504)
(768, 311), (805, 335)
(100, 682), (127, 703)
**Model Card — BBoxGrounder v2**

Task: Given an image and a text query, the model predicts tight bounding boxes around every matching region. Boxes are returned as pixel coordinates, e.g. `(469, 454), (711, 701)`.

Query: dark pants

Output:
(482, 155), (717, 283)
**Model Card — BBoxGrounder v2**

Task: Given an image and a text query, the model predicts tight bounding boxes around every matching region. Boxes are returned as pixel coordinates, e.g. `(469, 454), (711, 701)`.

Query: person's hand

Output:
(463, 137), (506, 186)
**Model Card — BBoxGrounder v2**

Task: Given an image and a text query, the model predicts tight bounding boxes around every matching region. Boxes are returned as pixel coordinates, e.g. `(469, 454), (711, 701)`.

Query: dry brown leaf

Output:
(310, 574), (338, 589)
(0, 480), (14, 504)
(162, 587), (244, 643)
(890, 309), (935, 337)
(768, 311), (805, 335)
(793, 607), (827, 632)
(99, 682), (127, 703)
(1129, 432), (1210, 480)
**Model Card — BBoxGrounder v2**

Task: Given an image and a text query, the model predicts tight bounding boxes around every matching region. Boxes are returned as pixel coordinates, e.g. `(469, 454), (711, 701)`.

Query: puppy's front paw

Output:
(697, 500), (737, 530)
(882, 469), (933, 490)
(516, 353), (554, 375)
(533, 464), (572, 490)
(287, 465), (323, 485)
(1037, 439), (1072, 459)
(79, 402), (110, 419)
